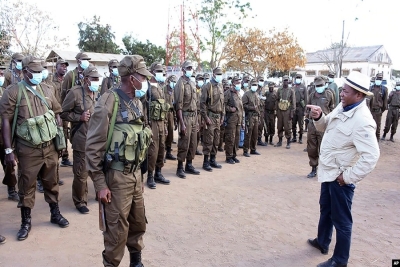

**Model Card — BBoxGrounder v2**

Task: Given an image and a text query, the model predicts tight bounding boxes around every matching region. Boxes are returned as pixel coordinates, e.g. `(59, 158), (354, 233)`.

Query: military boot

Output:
(154, 167), (170, 185)
(7, 186), (19, 201)
(147, 172), (156, 189)
(286, 138), (291, 149)
(307, 166), (317, 178)
(257, 137), (267, 146)
(269, 135), (274, 146)
(176, 161), (186, 179)
(275, 137), (282, 147)
(202, 155), (213, 171)
(299, 134), (303, 144)
(390, 134), (395, 142)
(290, 132), (297, 143)
(226, 157), (235, 164)
(264, 135), (269, 146)
(130, 251), (144, 267)
(17, 207), (31, 241)
(195, 149), (203, 155)
(210, 154), (222, 169)
(49, 203), (69, 228)
(185, 160), (200, 175)
(165, 147), (176, 160)
(381, 132), (387, 141)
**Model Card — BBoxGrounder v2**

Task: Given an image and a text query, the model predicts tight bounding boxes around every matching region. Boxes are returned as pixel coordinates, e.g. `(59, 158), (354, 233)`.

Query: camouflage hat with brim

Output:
(108, 59), (119, 67)
(314, 76), (325, 86)
(295, 73), (302, 78)
(150, 62), (163, 72)
(203, 73), (210, 79)
(268, 82), (275, 86)
(376, 72), (383, 79)
(232, 77), (241, 83)
(328, 71), (335, 77)
(75, 52), (91, 60)
(56, 58), (69, 66)
(196, 74), (204, 80)
(250, 79), (258, 85)
(282, 75), (289, 81)
(83, 65), (102, 78)
(167, 75), (177, 83)
(118, 55), (153, 77)
(181, 60), (193, 69)
(213, 67), (223, 75)
(12, 53), (24, 61)
(22, 56), (44, 72)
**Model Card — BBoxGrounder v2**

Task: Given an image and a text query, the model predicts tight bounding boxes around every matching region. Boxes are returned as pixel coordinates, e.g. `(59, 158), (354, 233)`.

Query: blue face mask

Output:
(155, 72), (164, 82)
(328, 78), (334, 83)
(135, 80), (149, 98)
(190, 77), (196, 83)
(80, 60), (89, 70)
(28, 70), (42, 85)
(243, 83), (249, 88)
(396, 86), (400, 91)
(214, 74), (222, 83)
(197, 80), (204, 87)
(185, 70), (193, 78)
(251, 85), (257, 92)
(15, 61), (22, 70)
(258, 81), (264, 87)
(169, 82), (176, 89)
(295, 78), (301, 84)
(0, 77), (4, 87)
(315, 85), (325, 94)
(112, 68), (119, 76)
(235, 84), (241, 91)
(89, 80), (100, 92)
(42, 69), (49, 80)
(375, 80), (382, 86)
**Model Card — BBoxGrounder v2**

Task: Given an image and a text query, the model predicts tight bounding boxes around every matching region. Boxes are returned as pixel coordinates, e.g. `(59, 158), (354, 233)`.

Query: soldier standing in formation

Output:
(224, 76), (243, 164)
(381, 81), (400, 142)
(200, 67), (225, 172)
(174, 60), (200, 178)
(305, 76), (334, 178)
(195, 73), (204, 156)
(0, 56), (69, 241)
(242, 79), (261, 157)
(256, 76), (267, 146)
(100, 59), (120, 96)
(291, 73), (307, 144)
(164, 75), (178, 160)
(3, 53), (24, 88)
(146, 62), (170, 189)
(276, 75), (296, 149)
(264, 82), (277, 145)
(369, 72), (388, 141)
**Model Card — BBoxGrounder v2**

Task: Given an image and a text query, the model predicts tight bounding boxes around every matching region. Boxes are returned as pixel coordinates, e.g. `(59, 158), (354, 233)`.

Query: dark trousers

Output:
(317, 181), (355, 265)
(292, 107), (304, 136)
(371, 111), (382, 139)
(383, 107), (399, 135)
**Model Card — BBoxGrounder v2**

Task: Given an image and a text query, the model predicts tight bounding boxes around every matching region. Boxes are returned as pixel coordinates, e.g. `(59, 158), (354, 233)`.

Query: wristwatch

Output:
(5, 148), (13, 155)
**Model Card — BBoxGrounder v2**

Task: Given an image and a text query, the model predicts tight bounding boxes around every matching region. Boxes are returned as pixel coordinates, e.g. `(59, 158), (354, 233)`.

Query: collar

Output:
(336, 99), (366, 121)
(343, 99), (363, 112)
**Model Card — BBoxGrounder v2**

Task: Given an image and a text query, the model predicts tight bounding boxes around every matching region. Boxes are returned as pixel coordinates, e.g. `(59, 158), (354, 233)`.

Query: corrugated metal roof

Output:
(307, 45), (390, 64)
(46, 50), (128, 63)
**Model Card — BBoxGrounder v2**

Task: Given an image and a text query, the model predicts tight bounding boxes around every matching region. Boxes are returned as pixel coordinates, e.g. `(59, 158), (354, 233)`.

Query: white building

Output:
(302, 45), (392, 86)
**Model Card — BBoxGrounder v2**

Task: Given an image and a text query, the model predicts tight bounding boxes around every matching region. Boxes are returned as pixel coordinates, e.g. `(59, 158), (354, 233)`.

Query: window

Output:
(306, 70), (316, 76)
(319, 70), (329, 76)
(352, 68), (362, 72)
(342, 70), (350, 76)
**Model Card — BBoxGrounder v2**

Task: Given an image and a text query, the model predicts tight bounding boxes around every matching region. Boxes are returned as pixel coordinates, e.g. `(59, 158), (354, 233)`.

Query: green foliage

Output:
(78, 16), (121, 54)
(122, 35), (166, 64)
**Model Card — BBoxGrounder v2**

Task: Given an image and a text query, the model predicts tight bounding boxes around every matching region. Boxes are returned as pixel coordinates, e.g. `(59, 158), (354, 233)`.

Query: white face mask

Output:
(0, 76), (5, 87)
(190, 77), (196, 83)
(251, 85), (257, 92)
(197, 80), (204, 87)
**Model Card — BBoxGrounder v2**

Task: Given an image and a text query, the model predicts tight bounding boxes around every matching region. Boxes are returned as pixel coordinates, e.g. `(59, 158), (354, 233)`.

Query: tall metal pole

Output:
(339, 20), (345, 78)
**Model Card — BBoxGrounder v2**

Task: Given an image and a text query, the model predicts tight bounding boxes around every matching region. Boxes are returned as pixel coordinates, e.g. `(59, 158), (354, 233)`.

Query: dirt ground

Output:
(0, 129), (399, 267)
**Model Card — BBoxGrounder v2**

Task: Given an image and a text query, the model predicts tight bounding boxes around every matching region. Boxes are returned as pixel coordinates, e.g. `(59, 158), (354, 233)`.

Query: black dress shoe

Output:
(185, 164), (200, 175)
(307, 238), (328, 255)
(176, 168), (186, 179)
(317, 258), (347, 267)
(250, 150), (260, 155)
(225, 158), (235, 164)
(77, 206), (90, 214)
(232, 157), (240, 163)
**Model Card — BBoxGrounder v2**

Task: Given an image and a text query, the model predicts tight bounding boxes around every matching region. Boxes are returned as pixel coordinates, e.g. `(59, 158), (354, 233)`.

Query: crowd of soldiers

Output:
(0, 51), (399, 267)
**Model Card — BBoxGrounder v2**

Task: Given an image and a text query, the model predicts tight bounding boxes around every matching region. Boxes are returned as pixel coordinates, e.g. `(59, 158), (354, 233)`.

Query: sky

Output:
(17, 0), (400, 68)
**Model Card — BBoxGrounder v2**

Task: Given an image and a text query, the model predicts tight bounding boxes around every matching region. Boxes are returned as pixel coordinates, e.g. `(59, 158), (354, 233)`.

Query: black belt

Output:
(372, 108), (381, 112)
(182, 111), (196, 117)
(17, 139), (53, 149)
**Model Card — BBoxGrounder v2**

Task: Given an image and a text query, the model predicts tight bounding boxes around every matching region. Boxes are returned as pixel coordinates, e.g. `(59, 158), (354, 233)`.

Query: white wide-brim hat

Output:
(342, 71), (373, 96)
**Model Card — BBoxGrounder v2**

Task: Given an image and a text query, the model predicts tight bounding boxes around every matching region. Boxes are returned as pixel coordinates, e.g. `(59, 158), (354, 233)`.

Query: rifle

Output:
(99, 200), (106, 231)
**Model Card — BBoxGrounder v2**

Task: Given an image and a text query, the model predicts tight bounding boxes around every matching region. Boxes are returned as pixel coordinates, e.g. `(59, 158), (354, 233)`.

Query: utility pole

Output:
(339, 20), (345, 78)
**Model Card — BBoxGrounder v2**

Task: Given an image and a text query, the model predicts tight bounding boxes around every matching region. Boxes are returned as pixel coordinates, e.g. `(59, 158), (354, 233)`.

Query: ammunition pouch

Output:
(208, 111), (221, 119)
(278, 99), (290, 111)
(54, 126), (66, 151)
(150, 99), (170, 121)
(300, 100), (305, 108)
(182, 111), (196, 117)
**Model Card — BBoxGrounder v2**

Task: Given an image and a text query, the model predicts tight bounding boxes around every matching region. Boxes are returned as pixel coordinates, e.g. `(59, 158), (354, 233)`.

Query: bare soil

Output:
(0, 130), (399, 267)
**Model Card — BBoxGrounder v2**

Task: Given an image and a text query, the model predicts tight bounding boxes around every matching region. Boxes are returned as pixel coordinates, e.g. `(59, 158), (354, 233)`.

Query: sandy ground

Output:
(0, 129), (399, 267)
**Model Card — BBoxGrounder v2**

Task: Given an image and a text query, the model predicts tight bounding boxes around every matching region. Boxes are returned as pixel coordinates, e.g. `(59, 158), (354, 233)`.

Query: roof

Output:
(46, 50), (128, 63)
(306, 45), (392, 64)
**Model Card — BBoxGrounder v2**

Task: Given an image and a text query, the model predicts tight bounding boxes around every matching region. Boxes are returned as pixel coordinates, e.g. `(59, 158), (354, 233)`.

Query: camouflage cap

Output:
(56, 58), (69, 67)
(250, 78), (258, 85)
(167, 75), (177, 83)
(108, 59), (119, 67)
(195, 73), (204, 80)
(12, 53), (24, 61)
(232, 76), (241, 83)
(203, 73), (210, 79)
(257, 76), (264, 81)
(150, 62), (163, 72)
(213, 67), (223, 75)
(75, 52), (91, 60)
(328, 71), (335, 77)
(282, 75), (289, 81)
(314, 76), (325, 86)
(268, 81), (275, 86)
(295, 73), (302, 78)
(22, 56), (44, 72)
(118, 55), (153, 77)
(242, 75), (250, 81)
(376, 72), (383, 79)
(41, 60), (49, 68)
(181, 60), (193, 69)
(83, 64), (102, 78)
(370, 76), (376, 82)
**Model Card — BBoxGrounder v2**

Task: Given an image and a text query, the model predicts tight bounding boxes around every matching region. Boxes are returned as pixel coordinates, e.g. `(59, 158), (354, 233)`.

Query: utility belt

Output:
(265, 109), (275, 114)
(110, 160), (138, 175)
(17, 138), (53, 149)
(371, 108), (382, 112)
(149, 99), (170, 121)
(208, 111), (221, 119)
(182, 111), (196, 117)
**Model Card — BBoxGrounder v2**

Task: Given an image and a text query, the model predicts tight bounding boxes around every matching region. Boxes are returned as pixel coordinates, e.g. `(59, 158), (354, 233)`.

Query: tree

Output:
(0, 27), (11, 65)
(197, 0), (253, 68)
(122, 35), (166, 65)
(0, 0), (68, 58)
(314, 42), (351, 77)
(166, 29), (199, 69)
(78, 16), (120, 54)
(223, 28), (306, 77)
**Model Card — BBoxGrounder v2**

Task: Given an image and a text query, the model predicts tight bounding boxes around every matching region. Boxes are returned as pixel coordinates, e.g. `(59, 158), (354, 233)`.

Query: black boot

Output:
(210, 154), (222, 169)
(130, 251), (144, 267)
(7, 186), (19, 202)
(299, 134), (303, 144)
(226, 157), (235, 164)
(165, 147), (176, 160)
(176, 161), (186, 179)
(307, 166), (317, 178)
(275, 137), (282, 147)
(17, 207), (31, 241)
(381, 132), (387, 141)
(185, 160), (200, 175)
(250, 150), (260, 155)
(195, 149), (203, 155)
(290, 132), (297, 143)
(243, 150), (250, 157)
(286, 138), (291, 149)
(154, 167), (170, 184)
(257, 137), (267, 146)
(264, 135), (268, 145)
(202, 155), (213, 172)
(49, 203), (69, 228)
(269, 135), (274, 146)
(37, 178), (44, 193)
(390, 134), (395, 142)
(147, 171), (156, 189)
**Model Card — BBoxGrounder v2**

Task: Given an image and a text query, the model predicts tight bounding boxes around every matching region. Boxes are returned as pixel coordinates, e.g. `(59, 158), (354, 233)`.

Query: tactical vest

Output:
(14, 82), (58, 146)
(149, 98), (170, 121)
(106, 89), (152, 173)
(278, 88), (291, 111)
